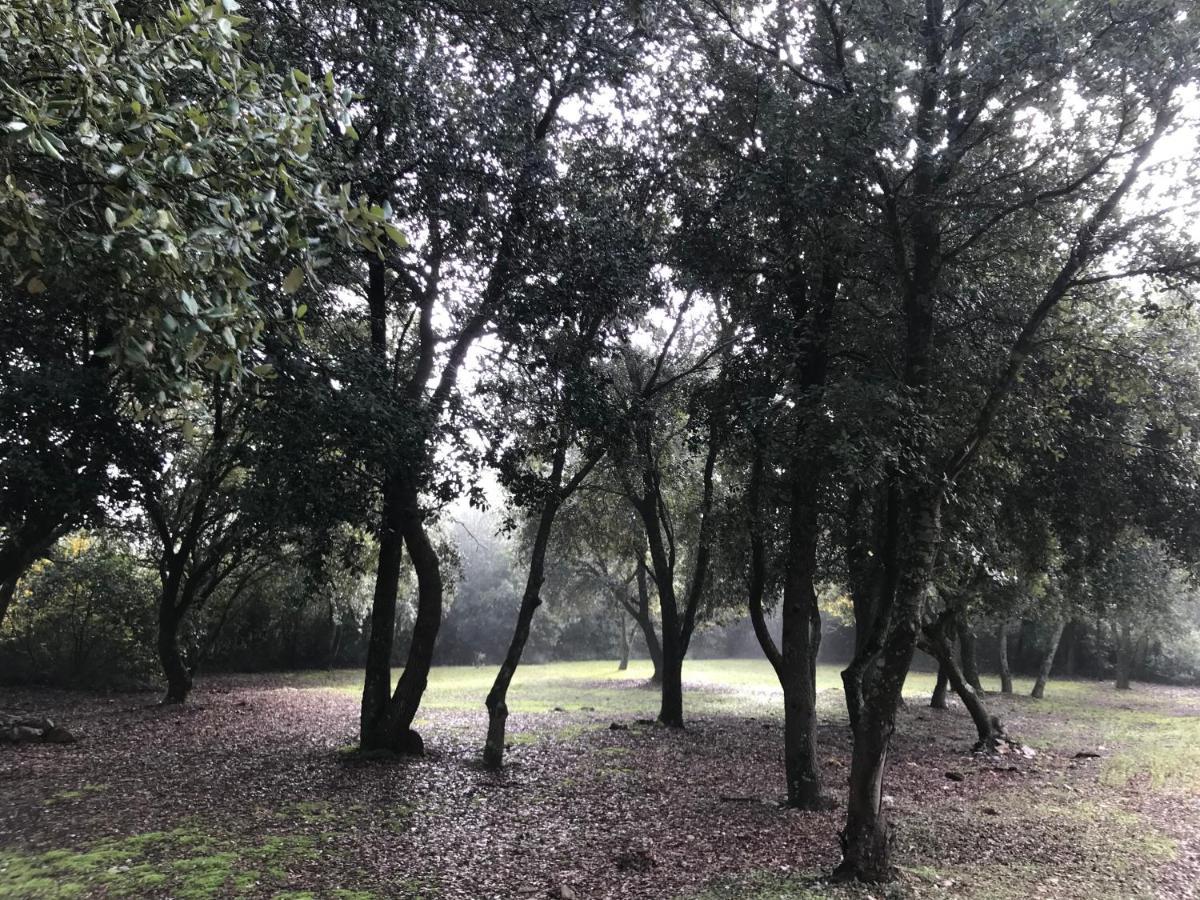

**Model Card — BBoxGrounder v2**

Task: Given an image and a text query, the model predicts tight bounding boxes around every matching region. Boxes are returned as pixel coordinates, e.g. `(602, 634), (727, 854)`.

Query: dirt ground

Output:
(1, 662), (1197, 899)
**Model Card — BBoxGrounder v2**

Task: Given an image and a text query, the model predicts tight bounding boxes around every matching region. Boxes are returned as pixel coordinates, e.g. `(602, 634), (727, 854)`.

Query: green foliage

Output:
(0, 0), (392, 398)
(0, 533), (157, 687)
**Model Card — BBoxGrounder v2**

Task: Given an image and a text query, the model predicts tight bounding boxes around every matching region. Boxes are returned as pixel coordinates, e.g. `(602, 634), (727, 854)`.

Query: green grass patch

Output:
(0, 827), (317, 899)
(289, 660), (944, 723)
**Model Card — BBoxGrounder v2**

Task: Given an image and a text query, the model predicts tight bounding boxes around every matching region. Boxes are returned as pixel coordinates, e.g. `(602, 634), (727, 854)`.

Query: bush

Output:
(0, 534), (158, 688)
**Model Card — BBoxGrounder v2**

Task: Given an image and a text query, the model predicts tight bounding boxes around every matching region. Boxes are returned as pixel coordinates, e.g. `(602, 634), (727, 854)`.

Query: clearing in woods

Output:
(1, 660), (1198, 899)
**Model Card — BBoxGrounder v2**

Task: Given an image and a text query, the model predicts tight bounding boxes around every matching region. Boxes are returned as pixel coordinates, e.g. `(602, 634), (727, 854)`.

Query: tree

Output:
(556, 479), (666, 684)
(132, 386), (281, 702)
(685, 0), (1200, 880)
(244, 0), (648, 753)
(603, 305), (731, 727)
(0, 0), (382, 624)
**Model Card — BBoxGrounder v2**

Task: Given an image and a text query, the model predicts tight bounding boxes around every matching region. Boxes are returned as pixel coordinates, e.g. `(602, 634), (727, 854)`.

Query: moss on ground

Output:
(0, 827), (319, 899)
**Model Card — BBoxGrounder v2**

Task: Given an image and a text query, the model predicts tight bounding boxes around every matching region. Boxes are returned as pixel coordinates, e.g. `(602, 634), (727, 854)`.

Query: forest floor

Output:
(1, 660), (1199, 900)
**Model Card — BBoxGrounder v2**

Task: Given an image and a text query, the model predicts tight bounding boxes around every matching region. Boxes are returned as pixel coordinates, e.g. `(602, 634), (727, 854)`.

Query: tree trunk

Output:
(836, 676), (898, 883)
(360, 486), (405, 750)
(617, 613), (630, 671)
(997, 620), (1013, 694)
(381, 478), (444, 754)
(1030, 621), (1065, 699)
(634, 556), (663, 683)
(779, 472), (825, 809)
(958, 619), (985, 695)
(658, 631), (684, 727)
(157, 598), (191, 703)
(923, 626), (1005, 749)
(1114, 620), (1133, 691)
(1064, 620), (1079, 677)
(837, 490), (940, 882)
(930, 663), (949, 709)
(1134, 631), (1149, 681)
(327, 597), (341, 670)
(484, 453), (565, 769)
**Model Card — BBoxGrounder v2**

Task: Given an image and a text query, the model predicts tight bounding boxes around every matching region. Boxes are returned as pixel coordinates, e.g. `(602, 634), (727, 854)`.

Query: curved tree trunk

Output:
(958, 619), (985, 695)
(922, 626), (1005, 749)
(633, 556), (663, 683)
(997, 620), (1013, 694)
(930, 663), (949, 709)
(382, 478), (445, 754)
(1030, 621), (1065, 700)
(483, 438), (603, 768)
(483, 454), (566, 769)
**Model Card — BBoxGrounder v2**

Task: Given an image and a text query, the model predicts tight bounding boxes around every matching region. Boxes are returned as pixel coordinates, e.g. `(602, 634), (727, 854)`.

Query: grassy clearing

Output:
(0, 828), (322, 900)
(288, 659), (944, 720)
(8, 662), (1194, 899)
(293, 661), (1200, 792)
(996, 681), (1200, 793)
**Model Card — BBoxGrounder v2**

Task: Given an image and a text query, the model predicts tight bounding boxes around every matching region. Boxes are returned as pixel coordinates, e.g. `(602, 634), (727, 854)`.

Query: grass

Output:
(0, 828), (320, 900)
(289, 658), (945, 719)
(8, 661), (1196, 899)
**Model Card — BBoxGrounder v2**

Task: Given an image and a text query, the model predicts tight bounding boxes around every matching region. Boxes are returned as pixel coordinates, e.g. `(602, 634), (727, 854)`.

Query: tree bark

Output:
(1114, 620), (1133, 691)
(157, 597), (190, 703)
(633, 555), (663, 683)
(1030, 621), (1065, 699)
(997, 620), (1013, 694)
(779, 470), (826, 808)
(483, 441), (570, 769)
(658, 629), (684, 727)
(922, 624), (1005, 748)
(957, 619), (985, 695)
(382, 477), (444, 754)
(617, 613), (630, 670)
(930, 663), (949, 709)
(360, 485), (405, 750)
(1064, 621), (1079, 677)
(837, 490), (940, 882)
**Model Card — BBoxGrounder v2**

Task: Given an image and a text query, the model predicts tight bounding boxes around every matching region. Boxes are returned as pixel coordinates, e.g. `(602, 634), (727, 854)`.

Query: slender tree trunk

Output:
(1134, 631), (1149, 680)
(930, 663), (949, 709)
(360, 485), (405, 750)
(617, 614), (630, 670)
(634, 556), (663, 684)
(483, 453), (564, 768)
(997, 621), (1013, 694)
(958, 619), (985, 695)
(1030, 621), (1065, 699)
(327, 598), (341, 670)
(1115, 620), (1133, 691)
(1064, 620), (1078, 677)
